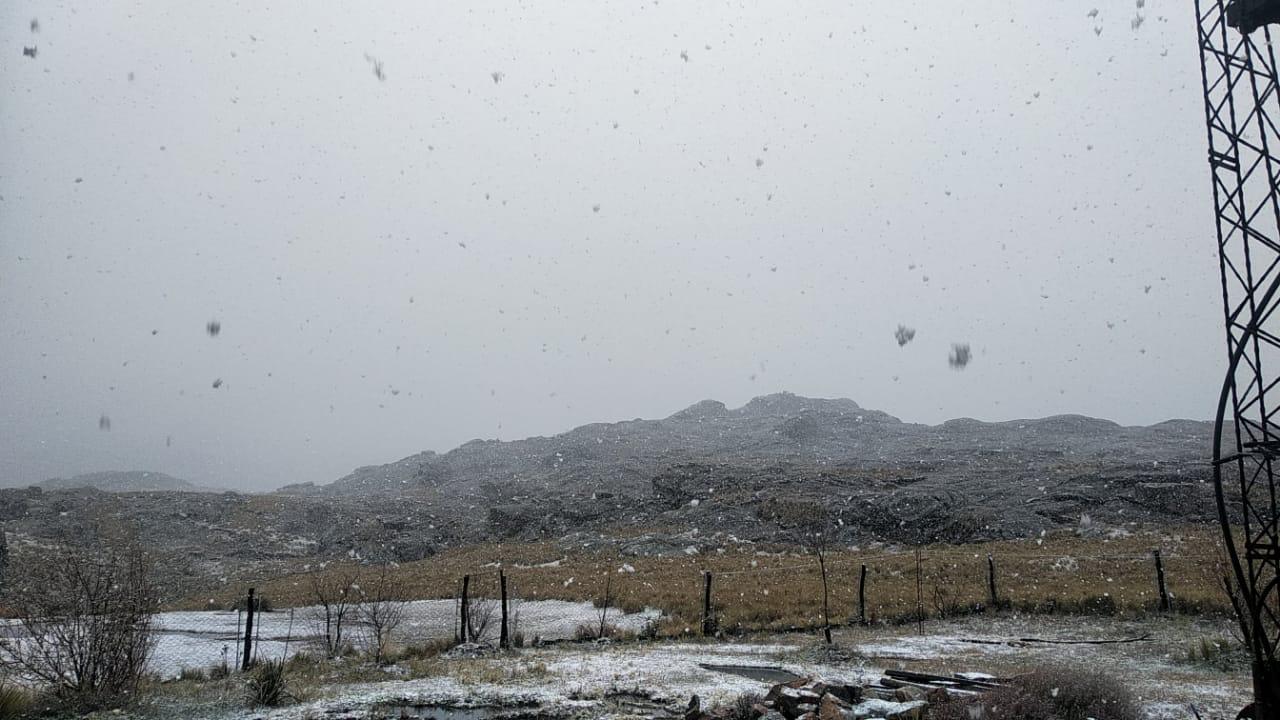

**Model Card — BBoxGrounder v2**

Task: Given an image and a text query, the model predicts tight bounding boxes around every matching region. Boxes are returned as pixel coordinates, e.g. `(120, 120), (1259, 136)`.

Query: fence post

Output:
(1153, 549), (1170, 612)
(987, 554), (999, 608)
(241, 588), (255, 671)
(701, 571), (714, 637)
(914, 549), (923, 634)
(500, 571), (510, 649)
(858, 564), (868, 625)
(460, 575), (471, 643)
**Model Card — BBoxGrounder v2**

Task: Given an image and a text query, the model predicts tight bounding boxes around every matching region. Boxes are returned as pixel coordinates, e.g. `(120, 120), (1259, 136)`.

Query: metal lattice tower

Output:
(1196, 1), (1280, 716)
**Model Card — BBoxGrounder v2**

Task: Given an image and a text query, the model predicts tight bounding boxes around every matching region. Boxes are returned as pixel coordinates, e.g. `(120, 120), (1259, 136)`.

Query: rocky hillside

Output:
(0, 393), (1220, 594)
(37, 470), (215, 493)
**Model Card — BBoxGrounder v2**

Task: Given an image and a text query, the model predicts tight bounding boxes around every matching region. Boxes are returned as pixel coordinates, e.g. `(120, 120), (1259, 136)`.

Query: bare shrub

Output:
(466, 598), (498, 641)
(932, 665), (1140, 720)
(732, 691), (757, 717)
(0, 540), (158, 711)
(357, 564), (408, 663)
(307, 566), (360, 657)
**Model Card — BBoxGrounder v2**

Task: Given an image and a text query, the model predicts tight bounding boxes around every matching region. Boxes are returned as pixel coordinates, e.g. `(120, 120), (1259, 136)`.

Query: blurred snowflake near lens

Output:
(949, 343), (972, 370)
(98, 415), (111, 431)
(206, 320), (221, 337)
(895, 325), (916, 347)
(364, 54), (385, 81)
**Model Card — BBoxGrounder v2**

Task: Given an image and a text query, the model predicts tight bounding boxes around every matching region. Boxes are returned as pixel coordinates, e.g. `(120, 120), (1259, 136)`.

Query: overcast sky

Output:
(0, 0), (1223, 491)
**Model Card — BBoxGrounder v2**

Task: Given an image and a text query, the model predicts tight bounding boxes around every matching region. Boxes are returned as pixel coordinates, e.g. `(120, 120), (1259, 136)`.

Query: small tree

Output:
(791, 507), (834, 644)
(308, 566), (360, 657)
(357, 564), (407, 663)
(0, 539), (158, 710)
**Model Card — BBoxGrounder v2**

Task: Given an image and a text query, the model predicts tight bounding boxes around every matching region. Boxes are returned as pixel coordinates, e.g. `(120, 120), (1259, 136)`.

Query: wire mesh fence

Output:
(143, 544), (1228, 677)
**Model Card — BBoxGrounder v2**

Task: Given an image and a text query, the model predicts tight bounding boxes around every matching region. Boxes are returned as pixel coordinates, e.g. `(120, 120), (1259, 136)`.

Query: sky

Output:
(0, 0), (1227, 491)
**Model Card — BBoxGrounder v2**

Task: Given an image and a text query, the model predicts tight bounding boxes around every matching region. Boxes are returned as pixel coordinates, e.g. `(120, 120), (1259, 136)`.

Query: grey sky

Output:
(0, 1), (1222, 491)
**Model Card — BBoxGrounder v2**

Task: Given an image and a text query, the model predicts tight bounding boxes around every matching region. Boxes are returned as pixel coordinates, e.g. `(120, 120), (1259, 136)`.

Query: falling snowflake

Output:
(98, 415), (111, 431)
(679, 50), (689, 62)
(206, 319), (221, 337)
(212, 378), (224, 389)
(361, 53), (385, 81)
(895, 325), (917, 347)
(491, 71), (504, 84)
(755, 158), (764, 168)
(592, 203), (601, 213)
(949, 343), (972, 370)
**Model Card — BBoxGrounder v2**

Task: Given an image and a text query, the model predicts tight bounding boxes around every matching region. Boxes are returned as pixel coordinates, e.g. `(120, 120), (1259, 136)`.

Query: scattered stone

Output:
(817, 692), (850, 720)
(892, 686), (926, 702)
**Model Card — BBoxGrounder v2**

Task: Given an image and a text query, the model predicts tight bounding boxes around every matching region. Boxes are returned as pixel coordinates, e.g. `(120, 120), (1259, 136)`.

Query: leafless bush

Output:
(714, 692), (763, 720)
(0, 540), (158, 711)
(357, 564), (407, 663)
(931, 665), (1139, 720)
(307, 566), (360, 657)
(466, 598), (498, 641)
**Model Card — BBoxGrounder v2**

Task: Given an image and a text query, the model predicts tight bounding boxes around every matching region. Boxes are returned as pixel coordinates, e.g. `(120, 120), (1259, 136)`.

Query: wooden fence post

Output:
(460, 574), (471, 643)
(241, 588), (255, 671)
(987, 554), (999, 608)
(701, 571), (714, 637)
(1153, 550), (1170, 612)
(500, 571), (510, 649)
(914, 549), (923, 633)
(858, 564), (868, 626)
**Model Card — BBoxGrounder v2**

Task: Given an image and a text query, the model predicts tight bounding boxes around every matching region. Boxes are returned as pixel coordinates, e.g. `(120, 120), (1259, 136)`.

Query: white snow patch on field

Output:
(260, 641), (825, 720)
(140, 599), (659, 679)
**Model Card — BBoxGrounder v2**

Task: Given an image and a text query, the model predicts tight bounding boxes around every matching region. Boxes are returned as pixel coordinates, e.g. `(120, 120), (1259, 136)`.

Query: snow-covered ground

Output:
(153, 613), (1253, 720)
(150, 599), (661, 678)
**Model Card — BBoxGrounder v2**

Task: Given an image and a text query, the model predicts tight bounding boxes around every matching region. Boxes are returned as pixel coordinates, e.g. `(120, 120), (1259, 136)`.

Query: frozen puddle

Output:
(698, 663), (803, 683)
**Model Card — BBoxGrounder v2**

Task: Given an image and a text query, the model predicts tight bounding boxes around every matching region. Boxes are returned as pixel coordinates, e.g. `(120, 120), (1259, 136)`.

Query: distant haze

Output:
(1, 1), (1223, 491)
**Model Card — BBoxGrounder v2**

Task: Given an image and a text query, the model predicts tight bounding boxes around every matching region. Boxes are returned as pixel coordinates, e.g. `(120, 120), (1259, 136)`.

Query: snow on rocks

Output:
(685, 676), (930, 720)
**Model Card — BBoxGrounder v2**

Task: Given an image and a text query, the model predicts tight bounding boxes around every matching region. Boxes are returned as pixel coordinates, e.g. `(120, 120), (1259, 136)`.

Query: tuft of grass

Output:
(1183, 635), (1249, 671)
(573, 623), (619, 641)
(399, 638), (455, 661)
(246, 660), (291, 707)
(0, 685), (33, 720)
(177, 665), (208, 682)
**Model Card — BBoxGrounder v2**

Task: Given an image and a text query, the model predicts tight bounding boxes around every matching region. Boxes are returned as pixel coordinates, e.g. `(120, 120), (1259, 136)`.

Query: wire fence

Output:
(146, 545), (1228, 677)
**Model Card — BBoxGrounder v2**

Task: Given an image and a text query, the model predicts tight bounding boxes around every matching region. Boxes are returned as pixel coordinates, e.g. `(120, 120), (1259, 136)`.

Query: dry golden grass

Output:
(174, 525), (1230, 635)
